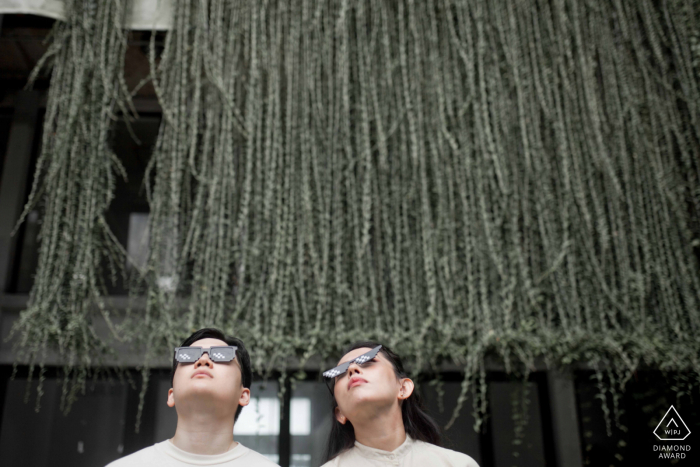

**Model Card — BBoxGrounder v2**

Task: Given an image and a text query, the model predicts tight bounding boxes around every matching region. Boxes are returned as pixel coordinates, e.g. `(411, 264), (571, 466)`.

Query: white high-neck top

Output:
(105, 439), (280, 466)
(321, 434), (479, 467)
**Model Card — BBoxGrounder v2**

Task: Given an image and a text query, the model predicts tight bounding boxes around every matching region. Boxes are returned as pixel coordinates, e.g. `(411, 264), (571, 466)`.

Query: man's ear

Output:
(334, 406), (347, 425)
(397, 378), (414, 400)
(167, 387), (175, 408)
(238, 387), (251, 407)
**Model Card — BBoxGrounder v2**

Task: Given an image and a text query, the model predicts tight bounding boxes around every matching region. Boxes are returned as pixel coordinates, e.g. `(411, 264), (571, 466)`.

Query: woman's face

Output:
(332, 347), (413, 424)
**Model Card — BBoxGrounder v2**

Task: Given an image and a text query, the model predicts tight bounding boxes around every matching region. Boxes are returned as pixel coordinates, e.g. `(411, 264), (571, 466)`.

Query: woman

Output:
(321, 341), (479, 466)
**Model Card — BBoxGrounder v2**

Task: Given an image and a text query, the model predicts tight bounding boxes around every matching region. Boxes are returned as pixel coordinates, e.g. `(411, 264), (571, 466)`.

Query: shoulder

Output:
(238, 444), (282, 466)
(319, 449), (351, 467)
(104, 445), (160, 467)
(319, 456), (341, 467)
(418, 441), (480, 467)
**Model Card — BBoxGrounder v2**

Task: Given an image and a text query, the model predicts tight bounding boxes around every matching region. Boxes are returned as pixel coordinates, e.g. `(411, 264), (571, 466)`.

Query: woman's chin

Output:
(346, 389), (385, 406)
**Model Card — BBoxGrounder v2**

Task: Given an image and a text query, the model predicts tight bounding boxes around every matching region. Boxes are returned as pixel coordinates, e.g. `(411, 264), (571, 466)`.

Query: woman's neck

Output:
(351, 405), (407, 452)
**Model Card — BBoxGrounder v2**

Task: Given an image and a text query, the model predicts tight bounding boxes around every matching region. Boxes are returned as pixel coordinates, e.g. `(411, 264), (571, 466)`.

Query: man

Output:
(107, 328), (279, 467)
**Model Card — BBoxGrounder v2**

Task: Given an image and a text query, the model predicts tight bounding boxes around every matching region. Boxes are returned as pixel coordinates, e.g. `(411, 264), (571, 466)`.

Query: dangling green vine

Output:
(15, 0), (700, 434)
(10, 0), (133, 412)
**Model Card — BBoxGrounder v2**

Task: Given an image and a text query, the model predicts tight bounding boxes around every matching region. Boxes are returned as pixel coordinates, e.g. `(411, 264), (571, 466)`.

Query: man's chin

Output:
(180, 386), (228, 401)
(177, 392), (238, 410)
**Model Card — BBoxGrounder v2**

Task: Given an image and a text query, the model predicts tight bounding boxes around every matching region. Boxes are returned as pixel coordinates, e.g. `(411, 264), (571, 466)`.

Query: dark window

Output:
(1, 368), (560, 467)
(11, 115), (159, 294)
(0, 369), (132, 467)
(0, 110), (14, 183)
(290, 381), (333, 467)
(421, 377), (484, 462)
(576, 370), (699, 466)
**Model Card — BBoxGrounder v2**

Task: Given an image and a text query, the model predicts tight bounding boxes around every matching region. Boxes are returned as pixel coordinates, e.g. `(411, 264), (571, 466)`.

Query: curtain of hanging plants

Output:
(10, 0), (132, 410)
(14, 0), (700, 427)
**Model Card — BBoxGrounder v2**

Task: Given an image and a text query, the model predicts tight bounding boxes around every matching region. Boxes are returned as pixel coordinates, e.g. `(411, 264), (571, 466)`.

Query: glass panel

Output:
(290, 381), (334, 467)
(11, 110), (43, 293)
(127, 212), (149, 272)
(105, 116), (159, 294)
(0, 377), (128, 467)
(575, 370), (700, 465)
(14, 208), (39, 292)
(0, 111), (13, 182)
(420, 379), (482, 464)
(154, 375), (178, 442)
(11, 115), (159, 294)
(488, 381), (546, 467)
(234, 380), (281, 464)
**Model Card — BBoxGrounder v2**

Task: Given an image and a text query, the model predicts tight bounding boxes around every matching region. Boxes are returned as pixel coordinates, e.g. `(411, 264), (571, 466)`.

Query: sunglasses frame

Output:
(174, 346), (238, 363)
(322, 345), (383, 396)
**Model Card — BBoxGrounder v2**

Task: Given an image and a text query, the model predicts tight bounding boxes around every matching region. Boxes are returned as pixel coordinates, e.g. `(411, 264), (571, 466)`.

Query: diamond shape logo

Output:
(654, 406), (691, 441)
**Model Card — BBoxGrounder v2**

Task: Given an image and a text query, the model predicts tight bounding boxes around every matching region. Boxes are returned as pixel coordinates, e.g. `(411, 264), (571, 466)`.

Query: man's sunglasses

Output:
(322, 345), (382, 394)
(174, 346), (238, 363)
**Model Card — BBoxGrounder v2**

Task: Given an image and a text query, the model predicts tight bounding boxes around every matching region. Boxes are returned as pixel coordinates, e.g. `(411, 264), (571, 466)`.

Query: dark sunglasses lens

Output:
(323, 362), (344, 379)
(176, 347), (201, 363)
(353, 346), (380, 365)
(209, 347), (235, 362)
(368, 345), (381, 359)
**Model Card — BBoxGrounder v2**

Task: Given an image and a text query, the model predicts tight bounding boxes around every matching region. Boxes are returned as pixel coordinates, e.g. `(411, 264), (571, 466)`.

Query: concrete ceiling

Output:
(0, 14), (161, 110)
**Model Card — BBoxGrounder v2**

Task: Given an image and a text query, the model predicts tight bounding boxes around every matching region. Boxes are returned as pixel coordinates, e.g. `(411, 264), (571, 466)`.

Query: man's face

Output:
(167, 338), (250, 414)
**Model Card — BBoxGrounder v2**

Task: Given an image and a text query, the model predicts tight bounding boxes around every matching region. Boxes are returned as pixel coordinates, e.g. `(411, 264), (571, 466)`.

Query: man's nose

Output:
(195, 352), (214, 367)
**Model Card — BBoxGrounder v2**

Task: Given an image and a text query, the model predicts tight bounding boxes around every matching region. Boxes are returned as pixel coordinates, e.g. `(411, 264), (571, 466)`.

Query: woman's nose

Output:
(347, 362), (362, 375)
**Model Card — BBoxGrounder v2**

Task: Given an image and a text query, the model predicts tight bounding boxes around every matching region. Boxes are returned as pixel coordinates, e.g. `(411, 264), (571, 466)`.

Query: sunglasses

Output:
(174, 346), (238, 363)
(322, 345), (383, 394)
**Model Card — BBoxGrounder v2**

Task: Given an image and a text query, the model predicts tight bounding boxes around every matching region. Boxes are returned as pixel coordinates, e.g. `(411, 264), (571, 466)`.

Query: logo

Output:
(654, 405), (691, 441)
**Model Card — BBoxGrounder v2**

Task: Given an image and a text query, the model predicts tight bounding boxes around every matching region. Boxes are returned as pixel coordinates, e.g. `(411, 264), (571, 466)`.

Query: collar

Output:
(157, 439), (249, 465)
(353, 434), (414, 462)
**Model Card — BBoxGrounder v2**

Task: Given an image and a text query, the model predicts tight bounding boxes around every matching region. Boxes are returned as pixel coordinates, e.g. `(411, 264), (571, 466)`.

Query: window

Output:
(0, 369), (129, 467)
(575, 370), (700, 466)
(11, 115), (159, 294)
(290, 381), (333, 467)
(0, 367), (559, 467)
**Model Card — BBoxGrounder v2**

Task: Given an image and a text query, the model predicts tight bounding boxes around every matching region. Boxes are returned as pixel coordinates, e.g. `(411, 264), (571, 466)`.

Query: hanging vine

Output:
(10, 0), (133, 411)
(129, 0), (700, 430)
(14, 0), (700, 432)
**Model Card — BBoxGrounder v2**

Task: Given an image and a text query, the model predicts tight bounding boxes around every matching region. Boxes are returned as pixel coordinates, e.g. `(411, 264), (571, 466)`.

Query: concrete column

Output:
(548, 369), (584, 467)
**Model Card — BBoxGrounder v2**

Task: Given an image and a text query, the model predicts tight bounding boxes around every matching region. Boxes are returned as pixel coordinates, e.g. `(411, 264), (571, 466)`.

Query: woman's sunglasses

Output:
(322, 345), (382, 395)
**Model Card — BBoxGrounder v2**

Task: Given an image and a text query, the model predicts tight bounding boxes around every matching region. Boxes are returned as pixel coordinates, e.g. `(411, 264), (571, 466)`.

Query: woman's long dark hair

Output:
(323, 341), (442, 462)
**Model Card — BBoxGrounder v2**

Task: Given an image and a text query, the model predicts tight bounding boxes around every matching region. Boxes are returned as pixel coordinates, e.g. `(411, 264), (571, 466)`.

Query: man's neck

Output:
(170, 409), (237, 455)
(351, 405), (407, 452)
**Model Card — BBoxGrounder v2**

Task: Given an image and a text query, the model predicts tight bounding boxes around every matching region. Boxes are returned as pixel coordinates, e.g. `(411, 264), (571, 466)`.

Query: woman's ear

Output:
(167, 387), (175, 408)
(334, 406), (348, 425)
(397, 378), (415, 400)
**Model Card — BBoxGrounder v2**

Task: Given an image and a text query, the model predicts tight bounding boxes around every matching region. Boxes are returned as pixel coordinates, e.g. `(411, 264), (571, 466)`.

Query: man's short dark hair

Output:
(170, 328), (252, 422)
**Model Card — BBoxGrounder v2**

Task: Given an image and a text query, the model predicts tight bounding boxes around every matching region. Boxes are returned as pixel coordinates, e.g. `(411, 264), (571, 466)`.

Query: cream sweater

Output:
(106, 440), (280, 467)
(321, 435), (479, 467)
